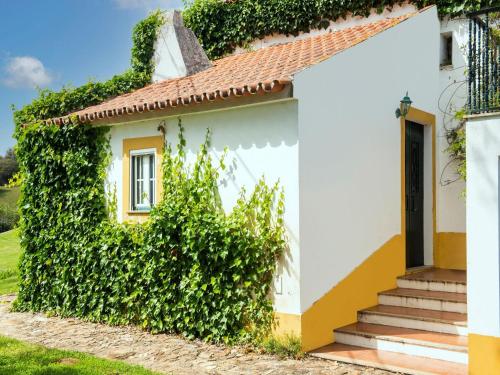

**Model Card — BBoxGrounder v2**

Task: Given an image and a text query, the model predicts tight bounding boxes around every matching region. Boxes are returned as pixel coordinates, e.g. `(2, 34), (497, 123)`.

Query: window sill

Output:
(127, 210), (151, 215)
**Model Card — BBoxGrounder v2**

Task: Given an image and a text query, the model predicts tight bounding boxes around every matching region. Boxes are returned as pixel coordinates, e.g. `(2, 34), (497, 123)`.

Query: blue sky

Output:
(0, 0), (183, 155)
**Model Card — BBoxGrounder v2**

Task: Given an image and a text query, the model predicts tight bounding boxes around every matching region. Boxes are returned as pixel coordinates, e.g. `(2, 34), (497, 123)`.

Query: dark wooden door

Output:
(405, 121), (424, 268)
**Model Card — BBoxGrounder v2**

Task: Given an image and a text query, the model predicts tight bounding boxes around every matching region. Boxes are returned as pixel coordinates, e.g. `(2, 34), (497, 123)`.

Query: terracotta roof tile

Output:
(50, 12), (417, 125)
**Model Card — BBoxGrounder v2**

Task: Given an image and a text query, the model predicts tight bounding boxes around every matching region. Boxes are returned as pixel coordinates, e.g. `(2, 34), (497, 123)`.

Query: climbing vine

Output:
(131, 10), (166, 77)
(445, 109), (466, 181)
(183, 0), (496, 59)
(14, 120), (285, 344)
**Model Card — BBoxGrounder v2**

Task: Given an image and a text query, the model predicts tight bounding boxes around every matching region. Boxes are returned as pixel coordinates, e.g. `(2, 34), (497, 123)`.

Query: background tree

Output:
(0, 148), (19, 186)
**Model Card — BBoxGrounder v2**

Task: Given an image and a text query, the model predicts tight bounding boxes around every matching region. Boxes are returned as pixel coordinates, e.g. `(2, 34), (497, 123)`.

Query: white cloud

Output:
(113, 0), (183, 10)
(2, 56), (52, 89)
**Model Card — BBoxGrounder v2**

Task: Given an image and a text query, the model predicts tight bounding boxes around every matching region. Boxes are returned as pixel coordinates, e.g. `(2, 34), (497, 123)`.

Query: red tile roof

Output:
(51, 12), (417, 125)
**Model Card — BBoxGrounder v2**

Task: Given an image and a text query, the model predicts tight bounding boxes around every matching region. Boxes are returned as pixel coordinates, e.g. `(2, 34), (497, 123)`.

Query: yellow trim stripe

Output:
(273, 312), (302, 337)
(435, 232), (466, 270)
(300, 235), (405, 351)
(469, 333), (500, 374)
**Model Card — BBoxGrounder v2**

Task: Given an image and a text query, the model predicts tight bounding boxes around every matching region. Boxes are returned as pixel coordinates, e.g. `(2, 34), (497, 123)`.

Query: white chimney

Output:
(152, 10), (212, 82)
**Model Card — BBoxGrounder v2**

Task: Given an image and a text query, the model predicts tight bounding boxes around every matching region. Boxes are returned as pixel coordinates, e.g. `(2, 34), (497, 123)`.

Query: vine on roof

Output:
(183, 0), (496, 60)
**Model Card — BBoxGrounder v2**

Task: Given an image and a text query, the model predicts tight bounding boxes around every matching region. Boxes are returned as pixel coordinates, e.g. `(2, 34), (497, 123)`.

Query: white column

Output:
(466, 114), (500, 338)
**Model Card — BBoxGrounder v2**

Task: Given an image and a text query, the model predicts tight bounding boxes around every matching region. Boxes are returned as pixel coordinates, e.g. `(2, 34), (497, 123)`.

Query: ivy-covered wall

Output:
(183, 0), (497, 59)
(12, 10), (285, 345)
(14, 121), (286, 344)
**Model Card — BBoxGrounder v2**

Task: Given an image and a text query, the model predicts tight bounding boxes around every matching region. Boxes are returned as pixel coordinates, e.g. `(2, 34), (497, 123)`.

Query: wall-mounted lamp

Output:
(395, 92), (412, 119)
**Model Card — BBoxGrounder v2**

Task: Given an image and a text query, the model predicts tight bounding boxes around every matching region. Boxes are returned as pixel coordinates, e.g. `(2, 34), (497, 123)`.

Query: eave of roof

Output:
(59, 79), (291, 126)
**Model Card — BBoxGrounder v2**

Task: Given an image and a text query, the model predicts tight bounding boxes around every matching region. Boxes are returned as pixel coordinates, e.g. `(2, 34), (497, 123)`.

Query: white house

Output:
(47, 3), (500, 374)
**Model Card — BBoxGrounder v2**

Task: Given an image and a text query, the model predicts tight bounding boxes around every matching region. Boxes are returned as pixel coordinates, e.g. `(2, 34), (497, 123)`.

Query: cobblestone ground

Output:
(0, 295), (398, 375)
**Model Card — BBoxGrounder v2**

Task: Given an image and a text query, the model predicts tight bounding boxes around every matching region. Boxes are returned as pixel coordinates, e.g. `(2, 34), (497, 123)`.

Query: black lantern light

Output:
(395, 92), (412, 119)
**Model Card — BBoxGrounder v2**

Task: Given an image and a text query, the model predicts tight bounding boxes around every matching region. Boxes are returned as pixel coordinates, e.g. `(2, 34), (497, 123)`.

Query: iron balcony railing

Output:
(468, 6), (500, 114)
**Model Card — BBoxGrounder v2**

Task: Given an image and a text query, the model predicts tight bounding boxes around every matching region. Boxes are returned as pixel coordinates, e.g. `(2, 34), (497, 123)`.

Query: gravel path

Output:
(0, 294), (397, 375)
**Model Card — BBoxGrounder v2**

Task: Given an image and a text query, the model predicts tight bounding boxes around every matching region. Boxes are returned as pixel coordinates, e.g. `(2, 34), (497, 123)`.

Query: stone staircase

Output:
(310, 268), (468, 375)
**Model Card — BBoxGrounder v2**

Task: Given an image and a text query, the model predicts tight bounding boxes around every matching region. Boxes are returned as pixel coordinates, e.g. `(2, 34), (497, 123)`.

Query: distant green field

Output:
(0, 335), (159, 375)
(0, 187), (20, 233)
(0, 229), (21, 295)
(0, 186), (19, 210)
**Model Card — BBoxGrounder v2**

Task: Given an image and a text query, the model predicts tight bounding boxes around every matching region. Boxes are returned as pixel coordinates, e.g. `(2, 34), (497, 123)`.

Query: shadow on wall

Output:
(164, 101), (301, 304)
(167, 100), (299, 209)
(174, 101), (299, 152)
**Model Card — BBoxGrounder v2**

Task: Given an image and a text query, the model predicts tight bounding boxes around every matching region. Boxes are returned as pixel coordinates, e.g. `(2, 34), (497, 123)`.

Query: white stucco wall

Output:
(436, 17), (468, 233)
(294, 7), (439, 312)
(106, 100), (301, 315)
(466, 114), (500, 337)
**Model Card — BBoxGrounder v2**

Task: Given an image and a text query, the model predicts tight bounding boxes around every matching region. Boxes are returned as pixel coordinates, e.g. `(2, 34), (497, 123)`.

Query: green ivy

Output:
(12, 10), (165, 133)
(183, 0), (496, 59)
(14, 120), (285, 345)
(131, 10), (166, 77)
(445, 109), (467, 181)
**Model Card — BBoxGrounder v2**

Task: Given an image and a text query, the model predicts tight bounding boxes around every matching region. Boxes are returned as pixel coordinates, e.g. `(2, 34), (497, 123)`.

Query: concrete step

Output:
(310, 343), (467, 375)
(359, 305), (468, 336)
(398, 269), (466, 293)
(378, 288), (467, 313)
(334, 322), (468, 364)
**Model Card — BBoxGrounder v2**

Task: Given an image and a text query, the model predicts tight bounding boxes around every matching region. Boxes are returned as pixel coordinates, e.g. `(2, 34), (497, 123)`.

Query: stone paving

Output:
(0, 294), (398, 375)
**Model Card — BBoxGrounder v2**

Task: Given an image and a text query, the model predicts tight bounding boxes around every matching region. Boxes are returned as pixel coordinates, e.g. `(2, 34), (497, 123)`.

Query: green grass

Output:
(0, 335), (160, 374)
(260, 334), (304, 359)
(0, 229), (21, 295)
(0, 187), (20, 210)
(0, 232), (160, 374)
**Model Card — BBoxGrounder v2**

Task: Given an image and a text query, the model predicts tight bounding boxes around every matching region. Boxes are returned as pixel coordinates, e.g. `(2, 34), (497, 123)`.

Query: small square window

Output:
(440, 33), (453, 67)
(130, 149), (156, 211)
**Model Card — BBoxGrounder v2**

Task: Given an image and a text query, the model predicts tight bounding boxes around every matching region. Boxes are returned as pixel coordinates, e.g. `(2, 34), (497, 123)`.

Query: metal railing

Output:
(468, 6), (500, 114)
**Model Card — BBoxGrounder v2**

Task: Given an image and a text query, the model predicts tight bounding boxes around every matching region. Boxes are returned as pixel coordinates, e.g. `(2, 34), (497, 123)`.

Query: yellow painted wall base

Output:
(435, 232), (466, 270)
(300, 235), (405, 351)
(469, 333), (500, 374)
(273, 312), (301, 337)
